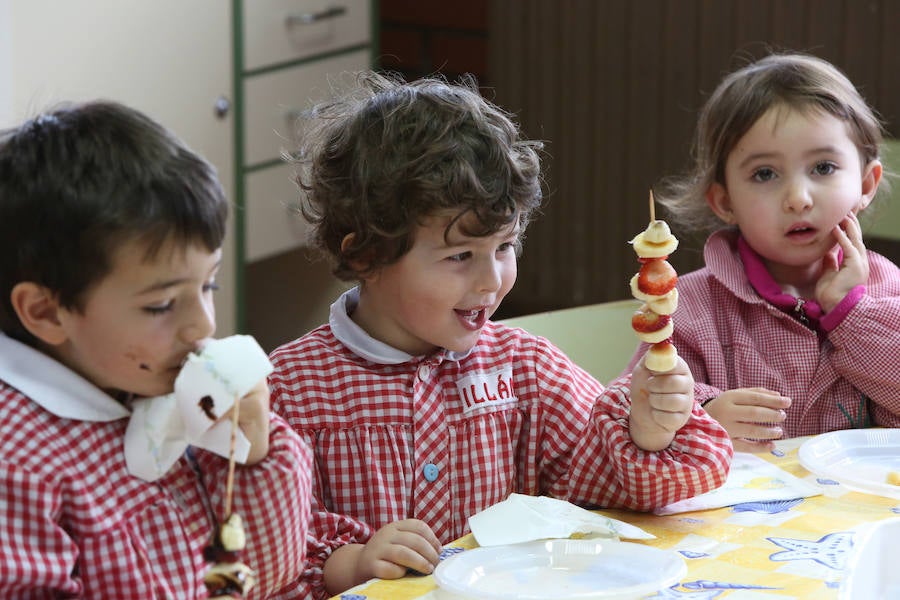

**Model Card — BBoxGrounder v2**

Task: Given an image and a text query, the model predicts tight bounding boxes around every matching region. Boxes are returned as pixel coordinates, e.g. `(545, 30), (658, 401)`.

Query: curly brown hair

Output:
(292, 70), (544, 281)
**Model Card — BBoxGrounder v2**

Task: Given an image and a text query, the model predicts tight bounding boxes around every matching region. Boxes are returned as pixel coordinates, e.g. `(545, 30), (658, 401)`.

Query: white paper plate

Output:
(433, 539), (686, 600)
(798, 429), (900, 499)
(840, 517), (900, 599)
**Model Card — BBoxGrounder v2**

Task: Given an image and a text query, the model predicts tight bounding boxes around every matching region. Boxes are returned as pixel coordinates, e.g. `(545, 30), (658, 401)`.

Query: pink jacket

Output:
(626, 228), (900, 436)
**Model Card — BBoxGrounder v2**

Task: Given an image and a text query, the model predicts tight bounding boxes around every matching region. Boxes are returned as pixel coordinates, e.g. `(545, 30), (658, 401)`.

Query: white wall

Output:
(0, 0), (11, 123)
(0, 2), (237, 334)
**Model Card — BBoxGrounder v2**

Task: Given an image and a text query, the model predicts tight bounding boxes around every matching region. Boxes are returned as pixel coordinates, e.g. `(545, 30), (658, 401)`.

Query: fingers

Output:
(403, 519), (443, 555)
(817, 213), (869, 311)
(643, 367), (692, 395)
(371, 540), (436, 579)
(365, 520), (442, 580)
(728, 388), (791, 410)
(643, 391), (693, 432)
(647, 406), (691, 432)
(246, 377), (271, 399)
(834, 212), (866, 257)
(842, 211), (864, 245)
(240, 378), (271, 417)
(728, 418), (784, 440)
(224, 377), (272, 465)
(706, 388), (789, 448)
(828, 215), (851, 266)
(638, 362), (694, 431)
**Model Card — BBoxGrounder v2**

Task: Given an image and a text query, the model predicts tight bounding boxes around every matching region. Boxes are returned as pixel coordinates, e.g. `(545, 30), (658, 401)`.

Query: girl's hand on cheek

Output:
(815, 213), (869, 312)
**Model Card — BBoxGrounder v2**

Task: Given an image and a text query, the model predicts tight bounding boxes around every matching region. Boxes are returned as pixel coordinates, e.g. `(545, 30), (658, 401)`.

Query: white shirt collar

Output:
(0, 332), (257, 482)
(0, 332), (130, 422)
(330, 287), (472, 364)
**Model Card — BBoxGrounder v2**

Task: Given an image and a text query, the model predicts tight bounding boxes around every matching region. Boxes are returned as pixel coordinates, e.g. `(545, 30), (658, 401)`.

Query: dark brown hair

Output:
(0, 101), (227, 345)
(292, 71), (543, 280)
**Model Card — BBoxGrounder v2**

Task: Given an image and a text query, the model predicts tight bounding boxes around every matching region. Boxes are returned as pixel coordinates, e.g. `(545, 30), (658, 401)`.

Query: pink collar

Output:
(737, 236), (830, 328)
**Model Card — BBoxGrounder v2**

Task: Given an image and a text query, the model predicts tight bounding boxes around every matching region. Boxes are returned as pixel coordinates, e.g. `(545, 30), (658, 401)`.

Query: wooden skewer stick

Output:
(224, 394), (240, 518)
(649, 189), (656, 223)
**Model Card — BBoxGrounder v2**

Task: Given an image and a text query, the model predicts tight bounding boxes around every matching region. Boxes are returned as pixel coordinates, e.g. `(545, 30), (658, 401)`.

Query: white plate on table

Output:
(433, 538), (685, 600)
(840, 517), (900, 599)
(798, 429), (900, 499)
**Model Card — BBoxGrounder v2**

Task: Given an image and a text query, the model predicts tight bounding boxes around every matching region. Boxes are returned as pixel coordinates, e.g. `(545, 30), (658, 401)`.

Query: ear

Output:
(705, 182), (736, 224)
(340, 232), (377, 281)
(858, 159), (883, 212)
(340, 232), (355, 255)
(10, 282), (68, 346)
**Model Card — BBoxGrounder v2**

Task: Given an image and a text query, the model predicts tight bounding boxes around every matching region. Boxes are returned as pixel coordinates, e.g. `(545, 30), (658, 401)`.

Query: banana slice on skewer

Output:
(629, 192), (680, 372)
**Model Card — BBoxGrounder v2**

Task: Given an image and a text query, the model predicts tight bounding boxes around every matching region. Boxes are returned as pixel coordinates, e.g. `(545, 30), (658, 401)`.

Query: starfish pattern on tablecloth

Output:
(767, 531), (854, 570)
(647, 585), (722, 599)
(682, 579), (778, 590)
(731, 498), (803, 514)
(438, 547), (465, 561)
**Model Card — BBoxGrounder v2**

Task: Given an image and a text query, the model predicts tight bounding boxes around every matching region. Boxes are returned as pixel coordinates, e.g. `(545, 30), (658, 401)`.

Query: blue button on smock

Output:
(423, 463), (439, 482)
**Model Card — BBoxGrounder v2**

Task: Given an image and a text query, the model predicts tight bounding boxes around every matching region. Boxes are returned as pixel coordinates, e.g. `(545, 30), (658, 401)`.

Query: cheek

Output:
(117, 328), (171, 371)
(500, 261), (517, 291)
(122, 346), (154, 371)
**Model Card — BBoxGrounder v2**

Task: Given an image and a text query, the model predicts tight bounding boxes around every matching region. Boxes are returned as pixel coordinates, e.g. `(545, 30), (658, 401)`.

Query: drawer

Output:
(243, 49), (369, 166)
(242, 0), (370, 71)
(244, 162), (311, 262)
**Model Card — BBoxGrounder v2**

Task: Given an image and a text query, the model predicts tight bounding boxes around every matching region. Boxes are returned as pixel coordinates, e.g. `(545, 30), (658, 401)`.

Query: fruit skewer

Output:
(629, 191), (680, 372)
(204, 396), (257, 599)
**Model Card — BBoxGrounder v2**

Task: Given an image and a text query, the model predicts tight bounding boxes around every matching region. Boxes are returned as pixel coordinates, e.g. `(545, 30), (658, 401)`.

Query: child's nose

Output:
(784, 180), (813, 212)
(476, 258), (503, 293)
(179, 297), (216, 344)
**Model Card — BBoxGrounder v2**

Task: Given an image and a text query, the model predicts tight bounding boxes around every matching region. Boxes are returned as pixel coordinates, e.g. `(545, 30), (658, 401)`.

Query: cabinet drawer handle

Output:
(214, 95), (231, 119)
(285, 6), (347, 26)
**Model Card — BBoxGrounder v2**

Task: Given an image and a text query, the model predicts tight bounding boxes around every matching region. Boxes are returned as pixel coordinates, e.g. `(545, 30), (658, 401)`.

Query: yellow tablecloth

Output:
(331, 436), (900, 599)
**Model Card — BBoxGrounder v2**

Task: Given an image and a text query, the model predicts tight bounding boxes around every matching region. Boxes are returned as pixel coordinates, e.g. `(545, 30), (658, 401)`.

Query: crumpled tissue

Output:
(468, 493), (654, 547)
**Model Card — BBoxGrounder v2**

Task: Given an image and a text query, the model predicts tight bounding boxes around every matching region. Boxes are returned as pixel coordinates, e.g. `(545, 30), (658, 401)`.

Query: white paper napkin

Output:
(176, 335), (273, 440)
(468, 493), (654, 547)
(654, 451), (822, 515)
(124, 335), (273, 481)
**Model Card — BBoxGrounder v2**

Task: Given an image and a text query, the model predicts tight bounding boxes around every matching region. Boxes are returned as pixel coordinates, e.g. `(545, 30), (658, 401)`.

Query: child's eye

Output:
(751, 167), (777, 182)
(203, 281), (220, 293)
(144, 300), (174, 315)
(813, 161), (837, 176)
(447, 251), (471, 262)
(498, 241), (516, 253)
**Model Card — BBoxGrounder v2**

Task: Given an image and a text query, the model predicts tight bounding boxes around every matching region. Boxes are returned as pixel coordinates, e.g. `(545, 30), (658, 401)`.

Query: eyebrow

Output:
(135, 259), (222, 295)
(445, 223), (522, 244)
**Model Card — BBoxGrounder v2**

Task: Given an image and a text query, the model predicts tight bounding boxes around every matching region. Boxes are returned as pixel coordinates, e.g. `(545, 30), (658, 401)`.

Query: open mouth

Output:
(786, 224), (817, 240)
(455, 307), (488, 330)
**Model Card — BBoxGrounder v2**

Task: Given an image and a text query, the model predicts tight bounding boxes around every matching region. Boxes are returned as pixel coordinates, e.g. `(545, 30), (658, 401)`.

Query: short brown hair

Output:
(0, 101), (226, 345)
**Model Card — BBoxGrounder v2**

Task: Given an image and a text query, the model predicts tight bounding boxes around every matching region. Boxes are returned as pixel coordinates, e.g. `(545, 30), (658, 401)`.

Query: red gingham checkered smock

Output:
(626, 229), (900, 436)
(269, 290), (733, 599)
(0, 346), (314, 599)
